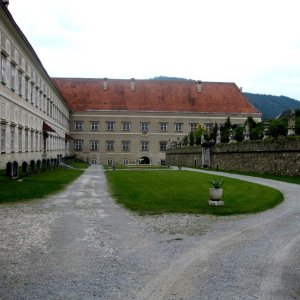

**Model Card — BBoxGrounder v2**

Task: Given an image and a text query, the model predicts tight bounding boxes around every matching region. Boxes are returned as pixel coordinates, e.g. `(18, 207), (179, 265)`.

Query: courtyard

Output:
(0, 165), (299, 299)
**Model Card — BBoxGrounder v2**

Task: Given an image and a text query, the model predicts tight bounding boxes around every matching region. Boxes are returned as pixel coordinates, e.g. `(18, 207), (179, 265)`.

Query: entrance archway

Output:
(139, 156), (150, 165)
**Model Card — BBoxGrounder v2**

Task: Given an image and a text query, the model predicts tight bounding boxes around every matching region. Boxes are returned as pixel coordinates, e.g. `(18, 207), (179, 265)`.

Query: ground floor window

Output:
(123, 159), (129, 165)
(160, 159), (166, 166)
(107, 159), (113, 166)
(1, 127), (5, 152)
(91, 159), (97, 164)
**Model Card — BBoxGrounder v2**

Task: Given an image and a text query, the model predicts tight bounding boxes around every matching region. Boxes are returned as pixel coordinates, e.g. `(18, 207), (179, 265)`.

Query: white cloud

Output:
(8, 0), (300, 99)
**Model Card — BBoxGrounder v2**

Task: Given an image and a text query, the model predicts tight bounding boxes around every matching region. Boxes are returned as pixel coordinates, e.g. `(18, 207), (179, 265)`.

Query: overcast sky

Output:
(8, 0), (300, 100)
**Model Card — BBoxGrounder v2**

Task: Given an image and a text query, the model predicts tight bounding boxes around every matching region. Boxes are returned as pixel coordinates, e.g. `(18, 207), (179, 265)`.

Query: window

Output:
(18, 129), (22, 151)
(11, 127), (15, 152)
(107, 159), (113, 166)
(141, 141), (149, 151)
(122, 122), (131, 131)
(30, 82), (34, 104)
(106, 121), (115, 131)
(160, 160), (166, 166)
(160, 122), (168, 132)
(10, 63), (16, 90)
(18, 70), (22, 95)
(141, 122), (150, 132)
(123, 159), (129, 165)
(25, 77), (29, 100)
(175, 123), (183, 132)
(106, 140), (114, 151)
(90, 140), (99, 151)
(30, 132), (33, 151)
(35, 132), (38, 151)
(1, 54), (7, 83)
(159, 141), (167, 152)
(74, 121), (83, 131)
(1, 127), (5, 152)
(74, 139), (83, 150)
(25, 130), (28, 151)
(122, 140), (130, 151)
(190, 123), (198, 132)
(35, 87), (39, 107)
(90, 121), (99, 131)
(204, 123), (213, 131)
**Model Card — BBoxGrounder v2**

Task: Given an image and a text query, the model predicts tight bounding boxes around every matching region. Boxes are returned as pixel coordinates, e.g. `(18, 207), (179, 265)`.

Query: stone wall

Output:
(166, 138), (300, 176)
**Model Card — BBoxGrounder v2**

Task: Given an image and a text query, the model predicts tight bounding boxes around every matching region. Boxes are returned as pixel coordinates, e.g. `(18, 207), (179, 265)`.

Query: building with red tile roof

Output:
(53, 78), (261, 166)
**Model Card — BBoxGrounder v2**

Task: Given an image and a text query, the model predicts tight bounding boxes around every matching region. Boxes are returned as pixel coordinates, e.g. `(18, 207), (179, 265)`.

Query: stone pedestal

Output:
(208, 200), (224, 206)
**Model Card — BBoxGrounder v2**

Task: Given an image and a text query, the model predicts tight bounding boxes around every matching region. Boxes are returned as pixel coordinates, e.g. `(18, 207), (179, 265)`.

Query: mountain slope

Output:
(244, 93), (300, 120)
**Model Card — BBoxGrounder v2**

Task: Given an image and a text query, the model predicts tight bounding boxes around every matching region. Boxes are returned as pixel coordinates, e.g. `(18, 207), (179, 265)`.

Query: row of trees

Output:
(182, 110), (300, 146)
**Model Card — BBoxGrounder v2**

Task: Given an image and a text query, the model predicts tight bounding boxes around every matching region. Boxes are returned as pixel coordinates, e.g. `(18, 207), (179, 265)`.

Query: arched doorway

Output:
(139, 156), (150, 165)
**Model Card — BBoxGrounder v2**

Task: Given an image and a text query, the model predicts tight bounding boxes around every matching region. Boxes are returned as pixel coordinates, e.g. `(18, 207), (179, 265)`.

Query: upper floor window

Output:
(141, 141), (149, 151)
(122, 140), (130, 151)
(74, 139), (83, 150)
(25, 77), (29, 100)
(159, 141), (167, 152)
(160, 122), (168, 132)
(190, 123), (198, 132)
(10, 63), (16, 90)
(90, 140), (99, 151)
(122, 122), (131, 131)
(30, 82), (34, 104)
(1, 54), (7, 84)
(74, 121), (83, 131)
(141, 122), (150, 132)
(17, 70), (22, 95)
(106, 121), (115, 131)
(90, 121), (99, 131)
(204, 123), (214, 132)
(106, 140), (114, 151)
(175, 123), (183, 132)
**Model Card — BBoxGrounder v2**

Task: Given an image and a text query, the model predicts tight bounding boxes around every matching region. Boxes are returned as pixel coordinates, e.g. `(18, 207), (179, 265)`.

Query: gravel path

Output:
(0, 165), (299, 299)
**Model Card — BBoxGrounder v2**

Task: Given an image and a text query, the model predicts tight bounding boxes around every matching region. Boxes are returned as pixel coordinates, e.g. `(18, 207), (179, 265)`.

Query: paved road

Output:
(0, 166), (299, 299)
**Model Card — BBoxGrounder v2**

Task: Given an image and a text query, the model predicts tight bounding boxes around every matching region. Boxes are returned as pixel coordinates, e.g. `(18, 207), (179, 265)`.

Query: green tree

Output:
(220, 117), (231, 143)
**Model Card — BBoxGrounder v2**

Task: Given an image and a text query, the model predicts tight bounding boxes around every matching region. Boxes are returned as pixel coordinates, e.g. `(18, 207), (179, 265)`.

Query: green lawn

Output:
(65, 160), (90, 169)
(105, 170), (283, 215)
(0, 168), (84, 203)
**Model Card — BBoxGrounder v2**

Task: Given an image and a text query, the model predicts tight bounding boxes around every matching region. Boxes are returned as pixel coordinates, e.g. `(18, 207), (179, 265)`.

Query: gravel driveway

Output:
(0, 165), (299, 299)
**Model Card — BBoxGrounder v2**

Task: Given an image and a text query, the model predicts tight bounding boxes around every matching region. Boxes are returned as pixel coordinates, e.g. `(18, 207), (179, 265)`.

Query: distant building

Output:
(53, 78), (261, 165)
(0, 1), (71, 169)
(0, 1), (261, 168)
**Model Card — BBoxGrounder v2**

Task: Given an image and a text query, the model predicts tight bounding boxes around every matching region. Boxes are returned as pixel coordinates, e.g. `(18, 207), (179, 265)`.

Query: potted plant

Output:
(209, 178), (224, 201)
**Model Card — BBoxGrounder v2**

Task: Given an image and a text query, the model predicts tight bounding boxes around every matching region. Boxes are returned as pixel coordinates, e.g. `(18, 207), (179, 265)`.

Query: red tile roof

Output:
(52, 78), (261, 115)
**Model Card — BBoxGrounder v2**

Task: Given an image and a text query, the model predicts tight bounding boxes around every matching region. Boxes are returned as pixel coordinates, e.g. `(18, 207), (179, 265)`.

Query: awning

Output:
(42, 121), (56, 133)
(65, 133), (74, 140)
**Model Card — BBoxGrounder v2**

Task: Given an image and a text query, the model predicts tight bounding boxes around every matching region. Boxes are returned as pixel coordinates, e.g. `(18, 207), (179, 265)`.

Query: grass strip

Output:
(210, 169), (300, 185)
(0, 168), (83, 203)
(105, 170), (283, 215)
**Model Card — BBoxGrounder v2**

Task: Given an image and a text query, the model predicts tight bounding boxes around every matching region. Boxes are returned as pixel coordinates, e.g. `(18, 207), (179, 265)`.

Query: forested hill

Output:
(244, 93), (300, 120)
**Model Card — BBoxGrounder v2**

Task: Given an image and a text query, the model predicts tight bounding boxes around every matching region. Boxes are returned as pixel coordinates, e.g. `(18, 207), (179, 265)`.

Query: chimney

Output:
(240, 87), (243, 92)
(197, 80), (202, 93)
(103, 78), (108, 91)
(2, 0), (9, 8)
(130, 78), (135, 91)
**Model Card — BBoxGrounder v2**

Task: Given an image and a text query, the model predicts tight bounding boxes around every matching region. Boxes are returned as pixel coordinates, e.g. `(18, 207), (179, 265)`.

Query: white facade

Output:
(0, 4), (71, 169)
(71, 110), (259, 166)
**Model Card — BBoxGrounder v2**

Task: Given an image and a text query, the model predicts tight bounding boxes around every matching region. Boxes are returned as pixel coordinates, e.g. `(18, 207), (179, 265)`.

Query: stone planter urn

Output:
(209, 188), (223, 201)
(208, 178), (224, 206)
